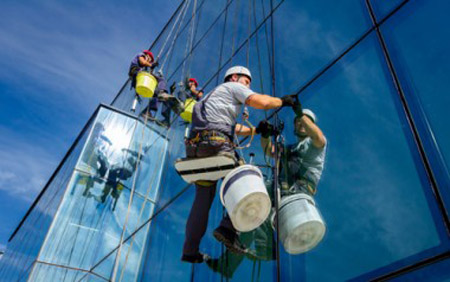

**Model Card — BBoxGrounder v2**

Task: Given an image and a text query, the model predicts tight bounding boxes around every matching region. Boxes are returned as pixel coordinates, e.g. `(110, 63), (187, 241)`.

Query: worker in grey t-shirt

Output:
(182, 66), (298, 263)
(260, 107), (327, 196)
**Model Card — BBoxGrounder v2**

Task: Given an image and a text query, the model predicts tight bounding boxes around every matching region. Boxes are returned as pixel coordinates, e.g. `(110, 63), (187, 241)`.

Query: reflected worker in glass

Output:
(263, 106), (327, 197)
(262, 104), (327, 254)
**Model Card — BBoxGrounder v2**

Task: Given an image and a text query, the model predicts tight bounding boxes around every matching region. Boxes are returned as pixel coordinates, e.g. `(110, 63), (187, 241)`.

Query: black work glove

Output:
(280, 95), (297, 107)
(150, 61), (159, 69)
(256, 120), (273, 138)
(169, 82), (177, 94)
(293, 100), (303, 117)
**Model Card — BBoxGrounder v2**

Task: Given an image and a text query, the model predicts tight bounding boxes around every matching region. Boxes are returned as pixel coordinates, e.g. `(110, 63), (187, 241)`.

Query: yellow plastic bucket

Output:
(136, 71), (158, 98)
(180, 98), (197, 122)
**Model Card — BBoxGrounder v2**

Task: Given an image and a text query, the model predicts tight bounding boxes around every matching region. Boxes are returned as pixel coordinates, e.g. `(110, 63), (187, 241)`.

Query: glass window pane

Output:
(274, 0), (371, 95)
(278, 34), (445, 281)
(380, 0), (450, 211)
(371, 0), (405, 20)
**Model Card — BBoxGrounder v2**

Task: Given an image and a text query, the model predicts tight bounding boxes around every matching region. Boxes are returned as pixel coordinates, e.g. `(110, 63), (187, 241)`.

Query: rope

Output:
(167, 0), (237, 82)
(156, 0), (191, 62)
(160, 0), (191, 72)
(261, 0), (273, 92)
(253, 0), (265, 94)
(246, 0), (252, 67)
(180, 0), (198, 81)
(110, 124), (143, 282)
(268, 0), (282, 279)
(195, 0), (285, 90)
(118, 142), (165, 281)
(216, 0), (231, 85)
(230, 0), (241, 65)
(187, 0), (202, 78)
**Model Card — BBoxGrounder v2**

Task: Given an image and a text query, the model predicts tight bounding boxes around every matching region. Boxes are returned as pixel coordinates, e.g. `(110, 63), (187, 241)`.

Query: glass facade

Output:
(1, 0), (449, 281)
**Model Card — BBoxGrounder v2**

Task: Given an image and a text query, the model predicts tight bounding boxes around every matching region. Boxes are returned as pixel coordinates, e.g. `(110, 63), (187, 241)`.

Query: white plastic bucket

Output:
(272, 193), (326, 254)
(220, 165), (271, 232)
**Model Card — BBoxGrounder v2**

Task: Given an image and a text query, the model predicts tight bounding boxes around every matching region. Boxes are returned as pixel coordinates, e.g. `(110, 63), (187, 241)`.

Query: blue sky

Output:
(0, 0), (179, 250)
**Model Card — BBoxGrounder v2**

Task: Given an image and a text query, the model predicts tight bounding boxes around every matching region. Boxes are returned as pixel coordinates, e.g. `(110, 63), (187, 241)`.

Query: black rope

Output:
(268, 0), (281, 281)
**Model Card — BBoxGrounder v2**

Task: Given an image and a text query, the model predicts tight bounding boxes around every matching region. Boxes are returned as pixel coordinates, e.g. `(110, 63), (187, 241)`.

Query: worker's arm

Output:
(138, 56), (153, 67)
(245, 94), (282, 110)
(301, 116), (326, 148)
(235, 124), (255, 136)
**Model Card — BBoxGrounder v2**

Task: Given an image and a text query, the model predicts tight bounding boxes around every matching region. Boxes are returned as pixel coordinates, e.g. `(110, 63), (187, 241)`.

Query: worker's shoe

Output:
(213, 226), (248, 255)
(181, 252), (211, 264)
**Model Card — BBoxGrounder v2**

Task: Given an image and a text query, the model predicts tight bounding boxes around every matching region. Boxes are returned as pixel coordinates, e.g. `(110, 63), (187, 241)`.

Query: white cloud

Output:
(0, 128), (57, 202)
(0, 0), (178, 202)
(0, 0), (178, 114)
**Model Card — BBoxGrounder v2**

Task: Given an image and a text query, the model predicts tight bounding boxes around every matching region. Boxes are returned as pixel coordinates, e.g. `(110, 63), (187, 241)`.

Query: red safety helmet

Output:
(188, 78), (199, 87)
(143, 50), (154, 62)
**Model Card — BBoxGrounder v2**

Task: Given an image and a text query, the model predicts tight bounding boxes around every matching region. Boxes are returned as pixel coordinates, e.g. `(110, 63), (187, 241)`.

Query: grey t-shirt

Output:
(283, 137), (327, 189)
(202, 82), (254, 126)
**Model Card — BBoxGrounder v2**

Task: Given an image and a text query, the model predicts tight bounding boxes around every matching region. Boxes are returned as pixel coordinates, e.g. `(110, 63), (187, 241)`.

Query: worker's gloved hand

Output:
(280, 95), (297, 107)
(293, 100), (303, 117)
(151, 61), (159, 69)
(256, 120), (273, 138)
(169, 82), (177, 94)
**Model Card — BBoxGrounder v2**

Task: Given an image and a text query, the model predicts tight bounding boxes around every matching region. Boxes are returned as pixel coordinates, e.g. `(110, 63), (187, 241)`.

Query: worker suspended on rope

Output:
(128, 50), (175, 127)
(176, 78), (203, 125)
(178, 78), (203, 102)
(181, 65), (298, 264)
(259, 104), (327, 197)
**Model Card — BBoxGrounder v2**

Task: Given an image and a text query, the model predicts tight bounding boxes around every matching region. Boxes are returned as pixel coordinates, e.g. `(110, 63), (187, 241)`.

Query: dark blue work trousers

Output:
(182, 138), (237, 256)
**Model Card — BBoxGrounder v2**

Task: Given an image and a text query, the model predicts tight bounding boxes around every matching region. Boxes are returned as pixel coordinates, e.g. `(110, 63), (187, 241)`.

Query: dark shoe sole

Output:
(213, 230), (248, 255)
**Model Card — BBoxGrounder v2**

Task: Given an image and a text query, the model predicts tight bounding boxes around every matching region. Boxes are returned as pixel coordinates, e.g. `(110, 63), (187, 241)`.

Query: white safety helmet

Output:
(224, 66), (252, 82)
(294, 109), (317, 137)
(302, 109), (316, 123)
(294, 109), (317, 123)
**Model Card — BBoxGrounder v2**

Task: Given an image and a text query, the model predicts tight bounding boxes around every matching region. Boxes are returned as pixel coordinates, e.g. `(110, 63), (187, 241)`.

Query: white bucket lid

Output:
(219, 164), (263, 206)
(220, 164), (270, 232)
(284, 220), (325, 254)
(272, 193), (326, 254)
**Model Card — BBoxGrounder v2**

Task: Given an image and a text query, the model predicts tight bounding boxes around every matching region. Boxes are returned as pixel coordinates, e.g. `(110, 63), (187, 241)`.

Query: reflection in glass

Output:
(278, 34), (443, 281)
(26, 107), (168, 281)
